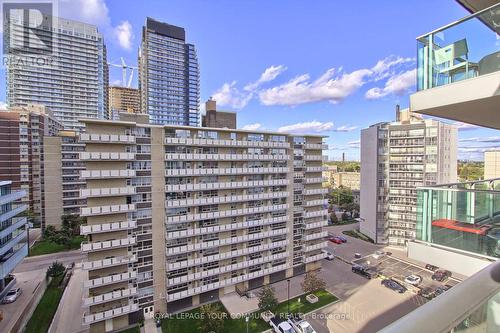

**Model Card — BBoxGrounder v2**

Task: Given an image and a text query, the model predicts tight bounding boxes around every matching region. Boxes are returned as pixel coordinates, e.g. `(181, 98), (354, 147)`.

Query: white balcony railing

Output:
(83, 287), (137, 307)
(304, 231), (328, 241)
(304, 241), (327, 253)
(166, 167), (289, 177)
(84, 271), (137, 288)
(305, 252), (327, 263)
(305, 166), (327, 173)
(79, 133), (135, 144)
(304, 199), (328, 207)
(305, 177), (327, 184)
(165, 153), (288, 161)
(165, 137), (290, 148)
(81, 237), (136, 253)
(80, 186), (136, 198)
(304, 220), (328, 230)
(80, 221), (137, 235)
(80, 152), (135, 161)
(82, 255), (137, 271)
(80, 169), (135, 179)
(304, 143), (328, 150)
(304, 209), (328, 219)
(165, 179), (289, 192)
(80, 204), (135, 217)
(83, 302), (139, 325)
(304, 188), (328, 195)
(166, 191), (289, 208)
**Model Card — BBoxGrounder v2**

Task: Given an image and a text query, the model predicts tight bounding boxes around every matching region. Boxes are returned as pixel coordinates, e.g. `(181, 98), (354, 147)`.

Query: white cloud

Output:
(244, 65), (287, 91)
(277, 120), (334, 134)
(459, 136), (500, 143)
(453, 121), (479, 131)
(241, 123), (262, 131)
(212, 81), (253, 109)
(371, 56), (414, 80)
(0, 101), (7, 110)
(113, 21), (134, 50)
(334, 125), (358, 132)
(365, 69), (416, 99)
(347, 140), (360, 147)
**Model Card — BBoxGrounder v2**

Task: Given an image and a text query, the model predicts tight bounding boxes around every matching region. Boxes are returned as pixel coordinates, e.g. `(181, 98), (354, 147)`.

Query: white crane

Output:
(109, 57), (138, 88)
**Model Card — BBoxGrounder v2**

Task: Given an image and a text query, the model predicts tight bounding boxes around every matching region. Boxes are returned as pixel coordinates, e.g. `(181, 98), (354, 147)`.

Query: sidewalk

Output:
(144, 318), (161, 333)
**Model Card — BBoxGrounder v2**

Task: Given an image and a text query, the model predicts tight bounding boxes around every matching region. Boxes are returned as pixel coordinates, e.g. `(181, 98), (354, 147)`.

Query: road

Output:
(14, 250), (84, 273)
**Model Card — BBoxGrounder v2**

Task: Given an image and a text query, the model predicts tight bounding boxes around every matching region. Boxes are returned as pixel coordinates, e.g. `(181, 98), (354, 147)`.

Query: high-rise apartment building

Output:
(0, 105), (62, 226)
(0, 181), (27, 296)
(5, 14), (108, 130)
(484, 151), (500, 179)
(139, 18), (200, 126)
(79, 114), (327, 332)
(360, 109), (457, 246)
(109, 86), (141, 120)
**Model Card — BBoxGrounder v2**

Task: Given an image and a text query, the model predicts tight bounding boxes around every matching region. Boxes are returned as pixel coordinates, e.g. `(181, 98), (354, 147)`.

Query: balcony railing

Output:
(80, 152), (135, 161)
(84, 271), (137, 288)
(165, 179), (289, 192)
(165, 153), (288, 161)
(81, 237), (136, 253)
(79, 133), (135, 144)
(83, 302), (138, 325)
(80, 186), (136, 198)
(80, 169), (136, 179)
(164, 137), (290, 148)
(80, 204), (135, 217)
(80, 221), (137, 235)
(416, 3), (500, 91)
(166, 191), (289, 208)
(165, 167), (289, 177)
(82, 255), (137, 271)
(83, 287), (137, 307)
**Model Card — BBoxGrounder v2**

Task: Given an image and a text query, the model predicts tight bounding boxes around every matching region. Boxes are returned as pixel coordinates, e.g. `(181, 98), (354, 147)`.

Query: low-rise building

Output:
(484, 150), (500, 179)
(202, 98), (236, 129)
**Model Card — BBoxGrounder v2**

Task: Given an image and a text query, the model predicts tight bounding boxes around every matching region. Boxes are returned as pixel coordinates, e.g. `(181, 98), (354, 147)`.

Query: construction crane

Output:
(109, 57), (138, 88)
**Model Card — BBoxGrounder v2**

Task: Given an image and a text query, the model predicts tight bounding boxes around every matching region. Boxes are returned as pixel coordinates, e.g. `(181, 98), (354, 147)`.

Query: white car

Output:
(297, 321), (317, 333)
(372, 250), (386, 260)
(2, 288), (22, 304)
(404, 274), (422, 286)
(322, 249), (335, 260)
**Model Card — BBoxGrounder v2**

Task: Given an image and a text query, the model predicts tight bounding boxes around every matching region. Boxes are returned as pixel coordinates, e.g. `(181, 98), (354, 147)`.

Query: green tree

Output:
(61, 214), (84, 237)
(199, 303), (225, 333)
(341, 212), (350, 221)
(301, 272), (326, 294)
(46, 261), (65, 278)
(330, 211), (338, 224)
(257, 285), (278, 312)
(43, 225), (57, 240)
(330, 186), (354, 206)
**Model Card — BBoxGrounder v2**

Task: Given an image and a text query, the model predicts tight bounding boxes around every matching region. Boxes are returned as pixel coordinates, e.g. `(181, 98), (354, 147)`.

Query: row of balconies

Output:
(83, 287), (137, 307)
(167, 263), (288, 301)
(167, 240), (288, 271)
(84, 271), (137, 289)
(80, 204), (135, 217)
(80, 169), (136, 179)
(304, 143), (328, 150)
(305, 166), (327, 173)
(80, 133), (136, 144)
(304, 252), (327, 263)
(304, 155), (328, 161)
(164, 153), (289, 161)
(304, 220), (328, 230)
(166, 204), (289, 223)
(80, 186), (136, 198)
(304, 199), (328, 207)
(168, 252), (289, 286)
(305, 177), (328, 184)
(166, 191), (289, 208)
(80, 152), (135, 161)
(81, 237), (136, 253)
(166, 167), (289, 177)
(304, 209), (328, 219)
(304, 241), (327, 253)
(304, 231), (328, 241)
(164, 137), (290, 148)
(82, 255), (137, 271)
(80, 221), (137, 235)
(166, 215), (288, 239)
(83, 302), (138, 325)
(165, 179), (289, 192)
(304, 188), (328, 196)
(166, 228), (288, 255)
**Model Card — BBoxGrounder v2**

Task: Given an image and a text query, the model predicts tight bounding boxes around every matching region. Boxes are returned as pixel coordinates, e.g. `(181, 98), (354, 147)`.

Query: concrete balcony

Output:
(166, 191), (289, 208)
(165, 153), (288, 161)
(0, 189), (26, 206)
(166, 204), (289, 224)
(83, 302), (139, 325)
(82, 255), (137, 271)
(304, 155), (328, 161)
(80, 133), (135, 144)
(304, 209), (328, 219)
(0, 204), (28, 224)
(84, 271), (137, 288)
(80, 221), (137, 235)
(0, 243), (28, 278)
(304, 241), (327, 253)
(0, 217), (27, 239)
(83, 287), (137, 307)
(80, 204), (135, 217)
(304, 231), (328, 241)
(0, 230), (27, 256)
(305, 177), (327, 184)
(305, 166), (327, 173)
(165, 179), (289, 192)
(304, 188), (328, 196)
(166, 216), (288, 239)
(80, 169), (136, 179)
(304, 252), (327, 263)
(165, 137), (290, 148)
(80, 152), (135, 161)
(80, 186), (136, 198)
(166, 264), (288, 302)
(167, 240), (288, 271)
(304, 199), (328, 207)
(166, 228), (289, 255)
(81, 237), (136, 253)
(304, 143), (328, 150)
(304, 220), (328, 230)
(165, 167), (289, 177)
(168, 252), (289, 286)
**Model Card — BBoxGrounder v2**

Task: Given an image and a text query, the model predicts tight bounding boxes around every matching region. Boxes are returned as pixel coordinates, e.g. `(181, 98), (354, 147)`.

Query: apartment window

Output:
(247, 133), (264, 142)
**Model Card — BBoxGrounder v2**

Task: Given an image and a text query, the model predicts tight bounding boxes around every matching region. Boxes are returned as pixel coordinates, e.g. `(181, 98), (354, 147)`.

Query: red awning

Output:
(431, 219), (491, 235)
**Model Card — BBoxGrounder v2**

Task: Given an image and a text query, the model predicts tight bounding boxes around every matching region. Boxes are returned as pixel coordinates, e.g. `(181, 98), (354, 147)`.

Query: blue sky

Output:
(1, 0), (498, 160)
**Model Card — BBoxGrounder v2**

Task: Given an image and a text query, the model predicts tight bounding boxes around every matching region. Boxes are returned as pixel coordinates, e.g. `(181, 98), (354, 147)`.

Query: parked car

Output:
(425, 264), (439, 271)
(334, 235), (347, 243)
(372, 250), (386, 260)
(354, 253), (362, 259)
(322, 249), (335, 260)
(432, 270), (452, 282)
(381, 279), (407, 293)
(2, 288), (22, 304)
(329, 237), (343, 244)
(352, 264), (378, 279)
(270, 317), (296, 333)
(288, 317), (317, 333)
(434, 286), (448, 297)
(418, 287), (435, 300)
(404, 274), (422, 286)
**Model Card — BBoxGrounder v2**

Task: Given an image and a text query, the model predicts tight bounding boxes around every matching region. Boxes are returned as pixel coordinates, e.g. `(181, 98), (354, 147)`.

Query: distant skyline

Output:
(0, 0), (498, 160)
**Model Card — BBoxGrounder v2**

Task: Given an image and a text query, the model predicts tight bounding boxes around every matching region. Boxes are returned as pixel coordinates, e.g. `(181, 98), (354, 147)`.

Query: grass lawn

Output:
(161, 289), (337, 333)
(343, 229), (374, 243)
(30, 236), (85, 256)
(24, 275), (65, 333)
(331, 219), (358, 226)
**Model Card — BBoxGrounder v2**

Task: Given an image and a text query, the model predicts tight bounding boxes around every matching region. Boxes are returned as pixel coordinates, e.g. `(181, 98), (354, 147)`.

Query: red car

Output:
(329, 237), (343, 244)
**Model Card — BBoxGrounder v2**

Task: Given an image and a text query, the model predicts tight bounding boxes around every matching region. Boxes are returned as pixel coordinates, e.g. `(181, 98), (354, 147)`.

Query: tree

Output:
(301, 272), (326, 294)
(341, 202), (359, 218)
(257, 285), (278, 312)
(43, 225), (57, 240)
(46, 261), (65, 278)
(330, 211), (338, 224)
(199, 303), (224, 333)
(341, 211), (350, 221)
(61, 214), (84, 236)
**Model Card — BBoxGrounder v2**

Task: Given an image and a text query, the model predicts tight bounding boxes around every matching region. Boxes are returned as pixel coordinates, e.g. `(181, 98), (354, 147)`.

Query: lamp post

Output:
(245, 315), (249, 333)
(287, 279), (291, 318)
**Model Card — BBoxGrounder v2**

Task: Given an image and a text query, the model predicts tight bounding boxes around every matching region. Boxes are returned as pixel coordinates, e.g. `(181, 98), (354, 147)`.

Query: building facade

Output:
(0, 105), (62, 226)
(109, 86), (141, 120)
(0, 181), (27, 295)
(202, 98), (236, 129)
(79, 115), (327, 332)
(484, 151), (500, 179)
(5, 14), (108, 130)
(139, 18), (200, 126)
(330, 172), (360, 190)
(360, 110), (457, 246)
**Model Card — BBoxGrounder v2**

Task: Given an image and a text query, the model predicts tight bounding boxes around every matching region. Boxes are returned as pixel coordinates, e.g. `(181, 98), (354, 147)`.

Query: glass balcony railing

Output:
(416, 178), (500, 258)
(417, 3), (500, 91)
